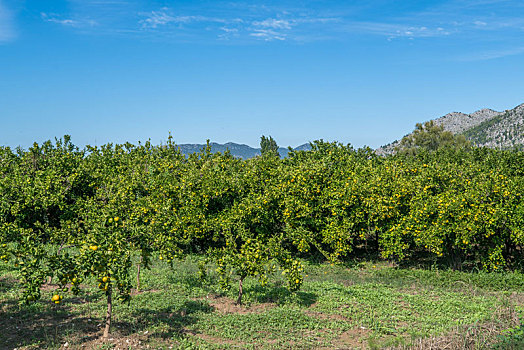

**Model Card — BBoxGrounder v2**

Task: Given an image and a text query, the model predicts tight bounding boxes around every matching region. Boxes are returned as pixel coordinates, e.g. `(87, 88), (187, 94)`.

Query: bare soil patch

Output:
(202, 294), (276, 315)
(329, 327), (372, 350)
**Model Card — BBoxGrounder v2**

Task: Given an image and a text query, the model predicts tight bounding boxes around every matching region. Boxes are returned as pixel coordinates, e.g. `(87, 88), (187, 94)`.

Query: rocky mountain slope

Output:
(463, 103), (524, 149)
(433, 108), (502, 134)
(377, 102), (524, 154)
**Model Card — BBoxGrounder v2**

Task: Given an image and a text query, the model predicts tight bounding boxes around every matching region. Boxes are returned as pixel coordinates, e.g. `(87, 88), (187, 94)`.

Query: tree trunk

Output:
(236, 276), (244, 305)
(103, 284), (112, 339)
(136, 258), (141, 291)
(374, 228), (380, 254)
(450, 247), (462, 271)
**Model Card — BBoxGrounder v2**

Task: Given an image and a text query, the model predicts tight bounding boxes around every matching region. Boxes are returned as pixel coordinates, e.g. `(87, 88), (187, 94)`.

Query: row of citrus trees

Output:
(1, 136), (524, 337)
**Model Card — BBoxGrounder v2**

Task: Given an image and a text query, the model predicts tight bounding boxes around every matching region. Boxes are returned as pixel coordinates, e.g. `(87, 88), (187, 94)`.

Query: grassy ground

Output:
(1, 256), (524, 349)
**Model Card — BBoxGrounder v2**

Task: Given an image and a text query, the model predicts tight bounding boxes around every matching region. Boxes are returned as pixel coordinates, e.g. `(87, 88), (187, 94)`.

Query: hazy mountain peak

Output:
(177, 142), (311, 159)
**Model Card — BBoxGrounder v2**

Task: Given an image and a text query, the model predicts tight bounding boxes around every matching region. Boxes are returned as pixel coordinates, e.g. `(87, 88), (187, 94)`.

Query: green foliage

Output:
(3, 135), (524, 338)
(396, 121), (470, 155)
(260, 135), (279, 158)
(0, 256), (520, 349)
(493, 324), (524, 349)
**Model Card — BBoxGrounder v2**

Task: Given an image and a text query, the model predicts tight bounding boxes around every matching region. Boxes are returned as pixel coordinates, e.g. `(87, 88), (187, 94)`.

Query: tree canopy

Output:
(396, 121), (470, 155)
(260, 135), (280, 158)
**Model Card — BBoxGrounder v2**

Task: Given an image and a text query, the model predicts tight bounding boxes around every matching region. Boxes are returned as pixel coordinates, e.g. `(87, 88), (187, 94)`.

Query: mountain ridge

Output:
(177, 102), (524, 158)
(177, 142), (311, 159)
(377, 102), (524, 154)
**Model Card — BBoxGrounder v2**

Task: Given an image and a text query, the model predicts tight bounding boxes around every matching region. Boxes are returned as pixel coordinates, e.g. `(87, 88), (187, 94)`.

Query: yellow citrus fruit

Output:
(102, 276), (109, 283)
(52, 294), (60, 302)
(114, 217), (119, 221)
(89, 245), (98, 251)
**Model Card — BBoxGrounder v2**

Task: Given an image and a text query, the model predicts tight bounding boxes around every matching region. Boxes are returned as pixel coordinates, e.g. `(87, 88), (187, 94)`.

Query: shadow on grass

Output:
(175, 273), (211, 289)
(118, 300), (215, 341)
(244, 283), (317, 307)
(0, 281), (214, 349)
(0, 276), (18, 294)
(172, 272), (318, 307)
(0, 297), (101, 349)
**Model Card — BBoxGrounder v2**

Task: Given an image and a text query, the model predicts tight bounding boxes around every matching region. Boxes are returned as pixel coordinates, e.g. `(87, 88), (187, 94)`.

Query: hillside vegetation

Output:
(463, 104), (524, 149)
(378, 102), (524, 154)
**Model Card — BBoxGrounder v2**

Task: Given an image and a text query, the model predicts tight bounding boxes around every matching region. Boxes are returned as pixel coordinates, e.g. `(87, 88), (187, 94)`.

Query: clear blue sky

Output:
(1, 0), (523, 149)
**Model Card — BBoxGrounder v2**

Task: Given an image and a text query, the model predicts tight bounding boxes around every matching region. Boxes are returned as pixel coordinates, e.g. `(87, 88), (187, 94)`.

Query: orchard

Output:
(1, 135), (524, 339)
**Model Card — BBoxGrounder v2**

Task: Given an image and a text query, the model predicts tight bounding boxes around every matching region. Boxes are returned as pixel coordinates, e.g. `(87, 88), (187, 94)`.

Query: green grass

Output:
(1, 257), (523, 349)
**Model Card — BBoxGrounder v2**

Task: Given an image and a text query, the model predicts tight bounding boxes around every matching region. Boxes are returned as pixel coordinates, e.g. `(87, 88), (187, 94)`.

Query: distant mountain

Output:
(294, 143), (314, 151)
(463, 103), (524, 149)
(376, 102), (524, 154)
(433, 108), (502, 134)
(177, 142), (311, 159)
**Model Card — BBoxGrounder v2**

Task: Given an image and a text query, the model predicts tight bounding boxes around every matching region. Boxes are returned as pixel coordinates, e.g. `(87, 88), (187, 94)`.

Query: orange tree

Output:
(280, 141), (361, 262)
(280, 141), (407, 262)
(198, 152), (306, 304)
(382, 148), (524, 270)
(0, 138), (182, 338)
(0, 137), (93, 303)
(73, 142), (150, 338)
(121, 137), (188, 286)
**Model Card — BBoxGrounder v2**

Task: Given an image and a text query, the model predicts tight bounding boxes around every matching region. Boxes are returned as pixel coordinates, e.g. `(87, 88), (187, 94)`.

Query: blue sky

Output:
(1, 0), (523, 149)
